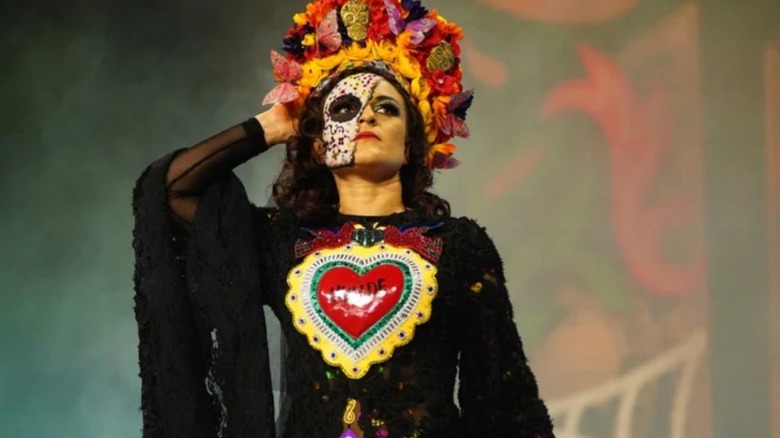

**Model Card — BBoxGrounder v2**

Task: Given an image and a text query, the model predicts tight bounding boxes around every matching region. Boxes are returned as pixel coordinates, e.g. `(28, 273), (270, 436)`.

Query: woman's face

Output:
(320, 72), (408, 174)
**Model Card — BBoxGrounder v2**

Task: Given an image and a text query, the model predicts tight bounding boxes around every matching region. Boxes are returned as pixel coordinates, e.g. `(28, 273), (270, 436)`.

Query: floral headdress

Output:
(263, 0), (474, 169)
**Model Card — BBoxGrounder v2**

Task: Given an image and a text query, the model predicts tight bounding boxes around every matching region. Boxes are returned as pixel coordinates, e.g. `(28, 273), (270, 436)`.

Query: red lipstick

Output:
(353, 131), (380, 141)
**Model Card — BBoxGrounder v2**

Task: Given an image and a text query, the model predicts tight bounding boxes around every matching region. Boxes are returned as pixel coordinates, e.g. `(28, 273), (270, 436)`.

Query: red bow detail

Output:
(383, 226), (443, 263)
(295, 223), (355, 259)
(295, 223), (443, 263)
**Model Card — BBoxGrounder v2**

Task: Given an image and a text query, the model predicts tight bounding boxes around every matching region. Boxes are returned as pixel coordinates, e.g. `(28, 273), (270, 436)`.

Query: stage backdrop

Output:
(0, 0), (777, 437)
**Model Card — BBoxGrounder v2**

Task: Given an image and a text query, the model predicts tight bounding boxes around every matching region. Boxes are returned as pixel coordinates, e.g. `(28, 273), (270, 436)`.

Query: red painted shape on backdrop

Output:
(462, 41), (508, 87)
(541, 44), (704, 296)
(484, 146), (544, 200)
(476, 0), (640, 24)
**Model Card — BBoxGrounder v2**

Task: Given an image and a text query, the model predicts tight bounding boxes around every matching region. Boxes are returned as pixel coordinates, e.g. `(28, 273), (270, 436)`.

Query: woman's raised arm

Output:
(166, 103), (297, 221)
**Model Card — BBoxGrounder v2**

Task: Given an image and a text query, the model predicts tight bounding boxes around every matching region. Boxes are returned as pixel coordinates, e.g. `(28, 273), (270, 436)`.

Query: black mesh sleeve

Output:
(166, 118), (268, 221)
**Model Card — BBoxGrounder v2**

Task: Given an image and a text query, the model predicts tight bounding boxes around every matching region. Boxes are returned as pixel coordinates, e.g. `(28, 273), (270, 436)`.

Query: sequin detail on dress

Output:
(287, 225), (439, 379)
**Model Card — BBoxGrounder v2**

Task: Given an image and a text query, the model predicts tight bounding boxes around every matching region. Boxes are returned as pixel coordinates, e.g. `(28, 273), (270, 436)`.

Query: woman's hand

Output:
(255, 103), (299, 147)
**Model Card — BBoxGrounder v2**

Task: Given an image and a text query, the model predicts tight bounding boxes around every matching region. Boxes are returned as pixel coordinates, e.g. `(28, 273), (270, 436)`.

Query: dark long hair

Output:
(272, 65), (450, 223)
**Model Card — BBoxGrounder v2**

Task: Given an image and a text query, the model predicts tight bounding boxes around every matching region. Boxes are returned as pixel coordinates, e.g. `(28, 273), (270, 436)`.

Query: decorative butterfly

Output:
(430, 151), (461, 169)
(441, 89), (474, 138)
(316, 9), (342, 53)
(262, 50), (302, 105)
(383, 0), (437, 45)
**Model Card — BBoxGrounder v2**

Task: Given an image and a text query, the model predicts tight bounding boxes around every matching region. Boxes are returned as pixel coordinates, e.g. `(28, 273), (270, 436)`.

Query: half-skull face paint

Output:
(321, 72), (383, 168)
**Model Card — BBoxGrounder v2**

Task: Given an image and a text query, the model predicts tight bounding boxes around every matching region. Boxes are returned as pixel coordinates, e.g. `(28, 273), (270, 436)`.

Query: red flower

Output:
(450, 40), (461, 57)
(419, 24), (444, 51)
(367, 7), (392, 40)
(429, 69), (460, 94)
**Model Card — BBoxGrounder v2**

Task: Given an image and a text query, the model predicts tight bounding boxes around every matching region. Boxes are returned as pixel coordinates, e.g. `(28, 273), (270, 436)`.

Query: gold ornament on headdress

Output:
(340, 0), (370, 42)
(265, 0), (474, 169)
(427, 41), (455, 72)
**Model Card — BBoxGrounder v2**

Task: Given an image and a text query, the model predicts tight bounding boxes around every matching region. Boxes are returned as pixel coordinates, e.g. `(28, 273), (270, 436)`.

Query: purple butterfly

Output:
(430, 151), (461, 169)
(384, 0), (437, 45)
(441, 89), (474, 139)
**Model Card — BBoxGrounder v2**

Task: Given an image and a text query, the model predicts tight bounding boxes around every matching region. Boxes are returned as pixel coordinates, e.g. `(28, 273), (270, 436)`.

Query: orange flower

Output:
(432, 96), (450, 127)
(305, 0), (339, 24)
(434, 143), (456, 154)
(427, 142), (457, 163)
(438, 20), (464, 42)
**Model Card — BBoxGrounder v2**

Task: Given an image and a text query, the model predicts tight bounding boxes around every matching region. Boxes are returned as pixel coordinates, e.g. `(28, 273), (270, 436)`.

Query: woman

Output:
(133, 1), (555, 437)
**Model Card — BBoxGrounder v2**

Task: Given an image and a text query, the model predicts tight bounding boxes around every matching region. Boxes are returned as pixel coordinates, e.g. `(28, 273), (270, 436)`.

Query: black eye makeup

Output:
(373, 98), (401, 116)
(328, 94), (362, 122)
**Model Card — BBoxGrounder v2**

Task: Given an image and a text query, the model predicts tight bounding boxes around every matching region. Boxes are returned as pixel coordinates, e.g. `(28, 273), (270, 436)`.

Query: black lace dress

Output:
(132, 118), (555, 438)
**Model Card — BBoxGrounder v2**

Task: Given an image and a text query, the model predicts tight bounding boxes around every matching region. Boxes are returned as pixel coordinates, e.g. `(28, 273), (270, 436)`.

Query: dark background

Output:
(1, 0), (777, 436)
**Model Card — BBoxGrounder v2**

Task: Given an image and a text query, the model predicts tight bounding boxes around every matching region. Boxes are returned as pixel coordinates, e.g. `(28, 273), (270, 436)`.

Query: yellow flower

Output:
(299, 61), (327, 89)
(396, 30), (414, 51)
(410, 77), (430, 103)
(371, 41), (399, 64)
(344, 42), (372, 61)
(293, 13), (308, 26)
(395, 52), (421, 80)
(313, 51), (346, 70)
(301, 34), (315, 47)
(416, 100), (436, 142)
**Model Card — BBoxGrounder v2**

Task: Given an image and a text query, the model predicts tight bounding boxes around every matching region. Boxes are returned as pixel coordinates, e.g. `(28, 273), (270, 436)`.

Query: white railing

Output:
(546, 330), (707, 438)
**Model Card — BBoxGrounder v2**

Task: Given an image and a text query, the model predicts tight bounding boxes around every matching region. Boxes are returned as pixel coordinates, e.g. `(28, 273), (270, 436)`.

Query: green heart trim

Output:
(310, 260), (413, 350)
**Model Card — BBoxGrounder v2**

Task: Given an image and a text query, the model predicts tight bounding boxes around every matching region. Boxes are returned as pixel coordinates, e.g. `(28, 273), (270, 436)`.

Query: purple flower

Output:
(452, 93), (474, 119)
(283, 24), (316, 58)
(282, 33), (305, 57)
(402, 0), (428, 22)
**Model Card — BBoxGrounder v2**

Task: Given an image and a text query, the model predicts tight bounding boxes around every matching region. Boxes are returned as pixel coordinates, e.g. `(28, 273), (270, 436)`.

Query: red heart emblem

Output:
(317, 264), (405, 340)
